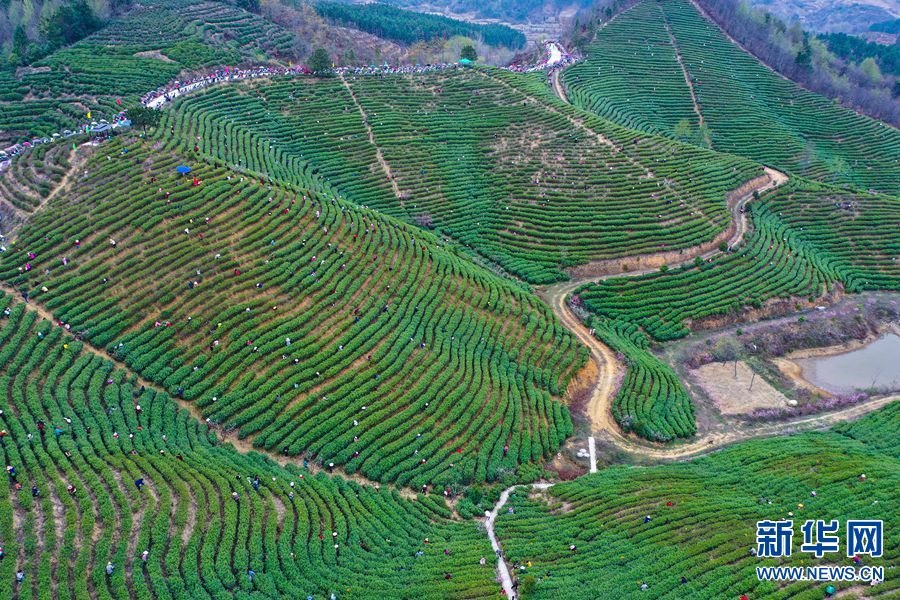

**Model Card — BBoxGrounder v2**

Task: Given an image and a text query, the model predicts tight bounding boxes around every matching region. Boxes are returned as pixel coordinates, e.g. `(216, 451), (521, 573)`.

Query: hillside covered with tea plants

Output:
(0, 0), (898, 596)
(494, 402), (900, 598)
(168, 68), (761, 283)
(0, 293), (499, 598)
(1, 137), (586, 488)
(563, 0), (900, 194)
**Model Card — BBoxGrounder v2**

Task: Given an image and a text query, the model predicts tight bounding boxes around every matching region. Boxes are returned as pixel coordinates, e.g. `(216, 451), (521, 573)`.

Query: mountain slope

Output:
(494, 402), (899, 598)
(563, 0), (900, 194)
(0, 295), (498, 598)
(167, 67), (761, 283)
(749, 0), (900, 33)
(0, 0), (298, 144)
(0, 135), (586, 487)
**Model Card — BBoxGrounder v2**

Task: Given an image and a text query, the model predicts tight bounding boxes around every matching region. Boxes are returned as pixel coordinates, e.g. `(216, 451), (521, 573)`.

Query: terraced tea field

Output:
(564, 0), (900, 194)
(553, 172), (899, 441)
(0, 0), (294, 144)
(0, 0), (898, 595)
(493, 402), (899, 598)
(168, 67), (761, 283)
(576, 180), (900, 343)
(0, 142), (77, 220)
(0, 136), (585, 487)
(0, 295), (498, 598)
(587, 316), (695, 442)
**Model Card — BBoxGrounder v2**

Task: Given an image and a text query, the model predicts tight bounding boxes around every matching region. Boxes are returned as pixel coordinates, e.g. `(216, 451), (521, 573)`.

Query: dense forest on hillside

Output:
(870, 18), (900, 34)
(819, 31), (900, 76)
(0, 0), (113, 66)
(314, 2), (525, 48)
(384, 0), (593, 23)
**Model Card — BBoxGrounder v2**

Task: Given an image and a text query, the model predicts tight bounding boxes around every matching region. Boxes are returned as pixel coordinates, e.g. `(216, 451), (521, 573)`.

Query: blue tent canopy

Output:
(176, 165), (191, 175)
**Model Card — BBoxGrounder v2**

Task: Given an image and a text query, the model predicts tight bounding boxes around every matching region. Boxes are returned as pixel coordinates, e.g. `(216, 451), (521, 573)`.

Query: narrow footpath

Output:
(338, 72), (404, 204)
(550, 69), (568, 104)
(483, 483), (553, 599)
(661, 8), (713, 148)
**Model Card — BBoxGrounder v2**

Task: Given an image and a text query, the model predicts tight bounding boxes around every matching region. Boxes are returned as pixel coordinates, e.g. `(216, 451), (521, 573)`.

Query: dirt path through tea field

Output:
(538, 167), (894, 460)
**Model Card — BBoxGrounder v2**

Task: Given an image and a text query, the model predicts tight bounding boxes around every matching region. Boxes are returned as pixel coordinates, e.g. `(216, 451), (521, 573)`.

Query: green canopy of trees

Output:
(460, 44), (477, 62)
(128, 106), (162, 131)
(41, 0), (103, 48)
(308, 47), (331, 73)
(819, 31), (899, 77)
(313, 2), (525, 49)
(4, 0), (104, 66)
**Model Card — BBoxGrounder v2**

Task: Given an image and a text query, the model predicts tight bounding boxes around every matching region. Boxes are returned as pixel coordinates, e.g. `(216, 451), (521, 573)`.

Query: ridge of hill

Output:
(562, 0), (900, 193)
(166, 66), (762, 283)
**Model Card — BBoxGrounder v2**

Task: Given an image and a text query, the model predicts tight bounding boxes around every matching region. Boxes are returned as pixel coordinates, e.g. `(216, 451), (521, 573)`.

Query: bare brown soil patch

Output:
(565, 355), (599, 415)
(694, 361), (788, 415)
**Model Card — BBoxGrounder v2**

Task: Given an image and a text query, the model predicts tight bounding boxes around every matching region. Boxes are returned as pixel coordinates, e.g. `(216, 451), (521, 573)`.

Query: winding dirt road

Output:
(537, 167), (896, 460)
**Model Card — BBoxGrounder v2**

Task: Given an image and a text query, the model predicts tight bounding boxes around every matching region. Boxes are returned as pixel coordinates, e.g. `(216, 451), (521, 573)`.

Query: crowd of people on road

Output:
(0, 109), (131, 175)
(507, 40), (574, 73)
(141, 65), (311, 108)
(140, 62), (466, 109)
(141, 40), (573, 109)
(3, 40), (572, 177)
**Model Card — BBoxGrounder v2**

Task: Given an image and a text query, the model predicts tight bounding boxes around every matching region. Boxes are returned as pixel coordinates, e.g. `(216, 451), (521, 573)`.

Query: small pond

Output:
(796, 333), (900, 395)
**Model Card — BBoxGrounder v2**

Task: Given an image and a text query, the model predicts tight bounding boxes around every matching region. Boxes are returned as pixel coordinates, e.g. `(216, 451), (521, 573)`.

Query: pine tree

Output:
(460, 45), (477, 62)
(308, 48), (332, 74)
